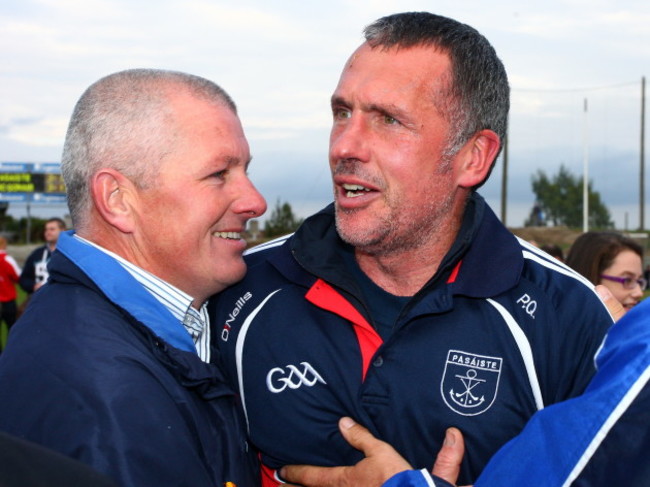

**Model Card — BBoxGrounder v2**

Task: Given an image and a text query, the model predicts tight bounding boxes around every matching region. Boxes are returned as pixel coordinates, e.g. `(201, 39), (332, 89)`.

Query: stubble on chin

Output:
(334, 188), (456, 259)
(334, 204), (394, 256)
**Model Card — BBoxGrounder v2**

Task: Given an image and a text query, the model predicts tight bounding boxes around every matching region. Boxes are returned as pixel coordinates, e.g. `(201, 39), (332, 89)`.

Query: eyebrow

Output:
(222, 155), (252, 167)
(368, 102), (409, 121)
(331, 95), (410, 122)
(330, 95), (347, 108)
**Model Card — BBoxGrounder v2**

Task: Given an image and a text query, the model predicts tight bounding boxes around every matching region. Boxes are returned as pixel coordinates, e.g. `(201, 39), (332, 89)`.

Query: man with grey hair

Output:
(0, 69), (265, 486)
(212, 11), (613, 486)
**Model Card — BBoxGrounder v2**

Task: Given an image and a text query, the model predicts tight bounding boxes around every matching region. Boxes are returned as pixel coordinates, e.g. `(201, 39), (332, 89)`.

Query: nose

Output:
(238, 177), (267, 219)
(631, 282), (644, 299)
(329, 115), (370, 165)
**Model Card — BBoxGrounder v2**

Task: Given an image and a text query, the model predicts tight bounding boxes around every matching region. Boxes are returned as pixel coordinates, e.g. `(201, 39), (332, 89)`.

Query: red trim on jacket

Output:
(447, 260), (462, 284)
(260, 280), (384, 487)
(306, 279), (383, 381)
(260, 463), (278, 487)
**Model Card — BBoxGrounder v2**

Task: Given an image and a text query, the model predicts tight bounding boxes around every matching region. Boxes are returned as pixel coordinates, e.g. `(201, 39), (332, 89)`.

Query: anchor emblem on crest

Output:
(450, 369), (486, 408)
(441, 350), (502, 416)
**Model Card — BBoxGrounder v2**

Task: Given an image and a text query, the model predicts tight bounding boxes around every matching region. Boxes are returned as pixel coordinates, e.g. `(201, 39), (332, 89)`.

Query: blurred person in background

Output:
(0, 236), (20, 351)
(19, 217), (66, 294)
(566, 231), (645, 313)
(540, 243), (564, 262)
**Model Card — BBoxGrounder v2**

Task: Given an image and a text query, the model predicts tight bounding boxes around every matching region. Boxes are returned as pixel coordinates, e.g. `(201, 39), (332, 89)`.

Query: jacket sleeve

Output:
(474, 302), (650, 487)
(384, 302), (650, 487)
(18, 249), (38, 293)
(0, 346), (222, 487)
(534, 278), (614, 405)
(383, 469), (455, 487)
(0, 431), (118, 487)
(5, 255), (21, 281)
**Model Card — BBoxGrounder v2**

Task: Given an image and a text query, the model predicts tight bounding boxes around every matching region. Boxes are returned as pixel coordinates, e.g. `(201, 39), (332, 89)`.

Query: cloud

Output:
(8, 118), (69, 147)
(2, 0), (649, 228)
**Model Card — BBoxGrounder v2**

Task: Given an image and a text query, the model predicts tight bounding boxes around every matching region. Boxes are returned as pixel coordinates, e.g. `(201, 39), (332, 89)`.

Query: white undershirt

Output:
(74, 235), (211, 362)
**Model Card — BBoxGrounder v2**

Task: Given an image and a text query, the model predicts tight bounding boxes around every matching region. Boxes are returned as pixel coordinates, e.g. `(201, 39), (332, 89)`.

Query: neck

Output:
(78, 226), (208, 309)
(355, 213), (462, 296)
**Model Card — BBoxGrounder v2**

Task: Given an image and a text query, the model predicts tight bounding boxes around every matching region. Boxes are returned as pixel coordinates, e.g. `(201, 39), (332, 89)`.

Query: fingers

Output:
(281, 418), (412, 487)
(431, 427), (465, 486)
(280, 464), (347, 487)
(278, 418), (378, 487)
(337, 416), (378, 453)
(595, 284), (625, 322)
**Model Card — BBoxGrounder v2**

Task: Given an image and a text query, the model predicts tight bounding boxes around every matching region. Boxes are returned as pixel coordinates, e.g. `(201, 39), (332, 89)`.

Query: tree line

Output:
(526, 164), (613, 229)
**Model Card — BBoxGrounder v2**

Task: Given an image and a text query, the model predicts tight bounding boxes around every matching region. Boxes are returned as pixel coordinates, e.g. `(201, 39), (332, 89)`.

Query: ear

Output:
(90, 168), (137, 233)
(455, 129), (501, 189)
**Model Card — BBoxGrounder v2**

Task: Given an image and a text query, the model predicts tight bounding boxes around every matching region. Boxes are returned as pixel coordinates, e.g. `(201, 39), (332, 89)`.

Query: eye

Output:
(383, 114), (398, 125)
(333, 107), (352, 120)
(213, 169), (228, 180)
(622, 277), (636, 289)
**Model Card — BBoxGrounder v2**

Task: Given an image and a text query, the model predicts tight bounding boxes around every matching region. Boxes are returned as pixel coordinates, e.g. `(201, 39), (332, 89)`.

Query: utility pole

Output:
(583, 98), (589, 233)
(26, 203), (31, 245)
(501, 133), (508, 226)
(640, 76), (646, 230)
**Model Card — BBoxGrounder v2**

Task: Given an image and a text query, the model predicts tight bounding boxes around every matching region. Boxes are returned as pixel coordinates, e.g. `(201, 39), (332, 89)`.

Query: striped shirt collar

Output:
(73, 235), (210, 362)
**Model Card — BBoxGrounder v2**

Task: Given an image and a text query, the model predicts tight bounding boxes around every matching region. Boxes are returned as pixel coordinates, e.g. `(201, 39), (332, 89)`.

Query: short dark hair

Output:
(363, 12), (510, 186)
(566, 231), (644, 285)
(46, 217), (66, 230)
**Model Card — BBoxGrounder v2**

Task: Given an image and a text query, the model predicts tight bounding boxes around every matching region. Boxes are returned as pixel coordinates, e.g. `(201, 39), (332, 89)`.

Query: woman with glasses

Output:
(566, 231), (645, 313)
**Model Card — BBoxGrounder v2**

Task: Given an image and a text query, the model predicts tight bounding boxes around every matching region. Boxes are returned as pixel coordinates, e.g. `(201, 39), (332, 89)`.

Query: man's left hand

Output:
(280, 417), (465, 487)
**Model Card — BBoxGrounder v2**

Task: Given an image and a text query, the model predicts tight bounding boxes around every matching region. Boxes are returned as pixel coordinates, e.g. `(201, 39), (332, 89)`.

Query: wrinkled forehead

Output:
(333, 42), (452, 106)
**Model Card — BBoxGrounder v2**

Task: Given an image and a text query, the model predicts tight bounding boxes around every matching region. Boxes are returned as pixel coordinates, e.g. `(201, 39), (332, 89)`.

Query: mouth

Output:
(342, 183), (373, 198)
(212, 231), (243, 240)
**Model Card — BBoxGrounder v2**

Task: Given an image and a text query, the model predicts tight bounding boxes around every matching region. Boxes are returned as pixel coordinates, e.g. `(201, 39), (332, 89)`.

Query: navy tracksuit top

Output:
(211, 193), (613, 486)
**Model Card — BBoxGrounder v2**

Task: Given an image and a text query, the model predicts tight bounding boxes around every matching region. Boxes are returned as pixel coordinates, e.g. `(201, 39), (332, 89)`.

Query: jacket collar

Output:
(448, 198), (523, 297)
(55, 231), (197, 354)
(280, 193), (522, 300)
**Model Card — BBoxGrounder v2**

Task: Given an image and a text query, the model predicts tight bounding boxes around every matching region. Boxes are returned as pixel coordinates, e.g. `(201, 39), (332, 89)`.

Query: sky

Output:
(2, 0), (649, 229)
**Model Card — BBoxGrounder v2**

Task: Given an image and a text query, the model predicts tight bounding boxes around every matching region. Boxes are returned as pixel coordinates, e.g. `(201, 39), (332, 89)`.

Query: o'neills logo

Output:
(440, 350), (502, 416)
(221, 292), (252, 341)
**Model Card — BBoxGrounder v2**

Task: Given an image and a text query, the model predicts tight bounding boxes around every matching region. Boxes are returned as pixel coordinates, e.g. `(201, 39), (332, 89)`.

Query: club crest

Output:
(440, 350), (502, 416)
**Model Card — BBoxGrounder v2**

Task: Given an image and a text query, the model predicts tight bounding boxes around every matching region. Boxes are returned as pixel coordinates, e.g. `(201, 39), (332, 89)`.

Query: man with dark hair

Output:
(0, 69), (265, 486)
(212, 12), (613, 486)
(19, 217), (66, 294)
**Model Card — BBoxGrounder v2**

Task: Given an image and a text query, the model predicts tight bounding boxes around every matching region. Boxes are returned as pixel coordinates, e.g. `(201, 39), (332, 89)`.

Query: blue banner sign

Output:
(0, 162), (66, 203)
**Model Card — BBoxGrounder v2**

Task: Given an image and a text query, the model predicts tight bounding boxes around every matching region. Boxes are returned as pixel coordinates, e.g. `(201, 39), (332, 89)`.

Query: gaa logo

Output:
(266, 362), (327, 393)
(440, 350), (502, 416)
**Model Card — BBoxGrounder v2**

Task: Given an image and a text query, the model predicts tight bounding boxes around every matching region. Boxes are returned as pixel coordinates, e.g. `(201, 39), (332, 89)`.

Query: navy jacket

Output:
(0, 232), (259, 487)
(19, 243), (52, 293)
(0, 431), (118, 487)
(212, 194), (613, 486)
(386, 295), (650, 486)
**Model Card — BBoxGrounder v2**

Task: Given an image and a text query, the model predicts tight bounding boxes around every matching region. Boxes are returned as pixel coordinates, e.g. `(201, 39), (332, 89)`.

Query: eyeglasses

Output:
(599, 274), (648, 291)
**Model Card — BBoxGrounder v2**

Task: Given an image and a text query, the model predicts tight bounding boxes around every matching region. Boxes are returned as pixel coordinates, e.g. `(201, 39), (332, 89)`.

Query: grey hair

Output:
(364, 12), (510, 186)
(61, 68), (237, 228)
